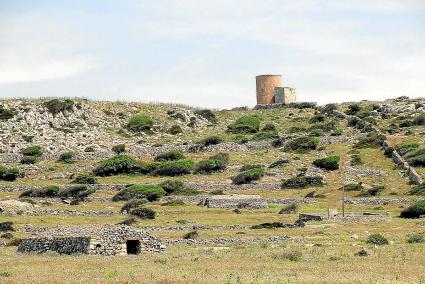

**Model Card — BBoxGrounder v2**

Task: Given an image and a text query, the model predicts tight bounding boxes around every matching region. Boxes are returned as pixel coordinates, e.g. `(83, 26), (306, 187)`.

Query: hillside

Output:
(1, 96), (425, 283)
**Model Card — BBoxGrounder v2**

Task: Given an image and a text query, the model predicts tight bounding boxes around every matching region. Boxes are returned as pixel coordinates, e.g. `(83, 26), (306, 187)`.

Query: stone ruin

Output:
(204, 194), (268, 209)
(18, 225), (165, 255)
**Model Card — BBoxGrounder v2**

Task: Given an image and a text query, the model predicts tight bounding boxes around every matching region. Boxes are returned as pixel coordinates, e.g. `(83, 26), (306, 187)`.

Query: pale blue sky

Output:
(1, 0), (424, 108)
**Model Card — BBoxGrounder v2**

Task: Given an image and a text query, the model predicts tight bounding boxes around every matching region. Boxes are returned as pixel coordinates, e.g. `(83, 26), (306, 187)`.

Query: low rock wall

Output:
(18, 237), (90, 254)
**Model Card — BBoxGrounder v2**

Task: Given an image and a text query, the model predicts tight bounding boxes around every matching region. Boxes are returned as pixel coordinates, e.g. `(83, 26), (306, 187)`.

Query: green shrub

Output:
(112, 144), (126, 154)
(93, 155), (143, 176)
(153, 159), (194, 176)
(158, 179), (197, 195)
(413, 114), (425, 125)
(313, 156), (340, 171)
(239, 164), (262, 172)
(167, 124), (183, 135)
(366, 234), (389, 245)
(21, 145), (42, 157)
(44, 99), (74, 115)
(112, 185), (166, 202)
(399, 119), (413, 128)
(227, 115), (261, 134)
(283, 136), (319, 153)
(343, 183), (364, 191)
(400, 200), (425, 218)
(407, 233), (424, 244)
(195, 153), (229, 174)
(20, 156), (37, 164)
(281, 176), (324, 189)
(354, 132), (385, 149)
(197, 136), (223, 147)
(20, 185), (60, 198)
(231, 168), (264, 185)
(154, 150), (184, 162)
(403, 148), (425, 166)
(279, 204), (298, 214)
(350, 154), (363, 166)
(0, 166), (20, 182)
(0, 106), (14, 120)
(120, 198), (148, 213)
(194, 109), (217, 123)
(309, 129), (324, 137)
(57, 185), (95, 199)
(129, 207), (156, 219)
(127, 114), (153, 132)
(396, 141), (419, 156)
(251, 222), (287, 229)
(71, 174), (97, 184)
(58, 151), (75, 163)
(345, 103), (361, 115)
(309, 114), (326, 123)
(269, 159), (289, 168)
(161, 200), (185, 206)
(331, 128), (343, 136)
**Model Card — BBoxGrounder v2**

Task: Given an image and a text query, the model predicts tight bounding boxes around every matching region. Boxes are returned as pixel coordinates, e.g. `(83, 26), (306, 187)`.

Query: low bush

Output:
(366, 233), (389, 245)
(313, 156), (340, 171)
(0, 105), (14, 120)
(400, 200), (425, 218)
(183, 230), (199, 239)
(399, 119), (413, 128)
(331, 128), (343, 136)
(279, 204), (298, 214)
(407, 233), (424, 244)
(71, 174), (97, 184)
(44, 99), (74, 115)
(354, 132), (385, 149)
(227, 115), (261, 134)
(309, 129), (324, 137)
(58, 151), (75, 163)
(127, 114), (153, 132)
(345, 103), (361, 115)
(112, 144), (126, 154)
(161, 200), (185, 206)
(283, 136), (319, 153)
(231, 168), (264, 185)
(403, 148), (425, 167)
(93, 155), (143, 176)
(343, 183), (364, 191)
(350, 154), (363, 166)
(120, 198), (148, 213)
(197, 136), (223, 147)
(272, 250), (303, 262)
(251, 222), (286, 229)
(57, 185), (95, 199)
(154, 150), (184, 162)
(239, 164), (262, 172)
(153, 159), (194, 176)
(159, 179), (198, 195)
(167, 124), (183, 135)
(129, 207), (156, 219)
(396, 141), (419, 156)
(20, 185), (60, 198)
(413, 113), (425, 125)
(112, 185), (166, 202)
(253, 124), (279, 140)
(309, 114), (326, 123)
(408, 185), (425, 196)
(21, 145), (42, 157)
(0, 166), (20, 182)
(20, 156), (37, 164)
(195, 153), (229, 174)
(194, 109), (217, 123)
(281, 176), (324, 189)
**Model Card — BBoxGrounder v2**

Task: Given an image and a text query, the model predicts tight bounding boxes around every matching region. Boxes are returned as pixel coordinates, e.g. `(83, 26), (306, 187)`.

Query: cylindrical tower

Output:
(256, 75), (282, 104)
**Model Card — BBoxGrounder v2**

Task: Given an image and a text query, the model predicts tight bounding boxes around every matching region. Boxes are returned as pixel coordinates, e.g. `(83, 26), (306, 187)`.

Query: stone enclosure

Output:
(18, 225), (165, 255)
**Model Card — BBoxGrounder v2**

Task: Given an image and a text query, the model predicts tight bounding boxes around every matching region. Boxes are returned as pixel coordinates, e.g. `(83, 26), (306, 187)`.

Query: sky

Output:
(0, 0), (424, 109)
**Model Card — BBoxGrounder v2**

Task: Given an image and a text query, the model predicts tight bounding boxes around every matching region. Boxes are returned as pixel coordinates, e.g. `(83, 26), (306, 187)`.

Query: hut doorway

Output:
(126, 240), (141, 255)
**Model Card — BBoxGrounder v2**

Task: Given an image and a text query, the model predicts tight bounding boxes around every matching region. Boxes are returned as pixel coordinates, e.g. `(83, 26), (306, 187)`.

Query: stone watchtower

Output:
(255, 74), (296, 105)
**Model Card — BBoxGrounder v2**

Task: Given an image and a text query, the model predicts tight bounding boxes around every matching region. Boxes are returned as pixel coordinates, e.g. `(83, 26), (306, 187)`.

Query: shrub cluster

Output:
(113, 185), (166, 202)
(197, 136), (223, 147)
(129, 207), (156, 219)
(395, 141), (425, 167)
(194, 109), (217, 123)
(253, 124), (279, 141)
(312, 156), (340, 171)
(58, 151), (75, 163)
(71, 174), (97, 184)
(112, 144), (126, 154)
(0, 105), (14, 120)
(57, 185), (95, 200)
(127, 114), (153, 132)
(159, 179), (198, 195)
(354, 132), (385, 149)
(279, 204), (298, 214)
(44, 99), (74, 115)
(167, 124), (183, 135)
(154, 150), (184, 162)
(283, 136), (319, 153)
(227, 115), (261, 134)
(20, 185), (60, 198)
(195, 153), (229, 174)
(0, 166), (20, 182)
(232, 168), (264, 185)
(153, 159), (194, 176)
(21, 145), (42, 157)
(281, 176), (324, 189)
(366, 234), (389, 245)
(400, 200), (425, 218)
(120, 198), (148, 213)
(93, 155), (143, 176)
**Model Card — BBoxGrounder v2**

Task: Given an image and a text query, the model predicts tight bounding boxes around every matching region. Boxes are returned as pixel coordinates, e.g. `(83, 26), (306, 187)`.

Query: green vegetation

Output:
(197, 136), (223, 147)
(120, 199), (148, 213)
(44, 99), (74, 115)
(195, 153), (229, 174)
(400, 200), (425, 218)
(313, 155), (340, 171)
(127, 114), (153, 132)
(154, 150), (184, 162)
(283, 136), (319, 153)
(93, 155), (142, 176)
(71, 174), (97, 184)
(0, 166), (20, 182)
(153, 160), (194, 176)
(232, 168), (264, 185)
(194, 109), (217, 123)
(158, 179), (198, 195)
(281, 176), (324, 189)
(167, 124), (183, 135)
(58, 151), (75, 163)
(129, 207), (156, 219)
(0, 105), (14, 120)
(366, 234), (389, 245)
(20, 185), (60, 198)
(227, 115), (261, 134)
(21, 145), (42, 157)
(112, 185), (166, 202)
(57, 185), (95, 199)
(354, 132), (385, 149)
(112, 144), (126, 154)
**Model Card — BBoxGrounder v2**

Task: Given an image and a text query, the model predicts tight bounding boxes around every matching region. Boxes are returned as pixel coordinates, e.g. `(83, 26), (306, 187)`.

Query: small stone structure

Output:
(18, 225), (165, 255)
(255, 74), (296, 105)
(204, 195), (268, 209)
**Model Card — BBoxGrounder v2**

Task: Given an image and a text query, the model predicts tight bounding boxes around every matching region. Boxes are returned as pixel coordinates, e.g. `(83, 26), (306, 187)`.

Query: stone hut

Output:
(204, 195), (268, 209)
(18, 225), (165, 255)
